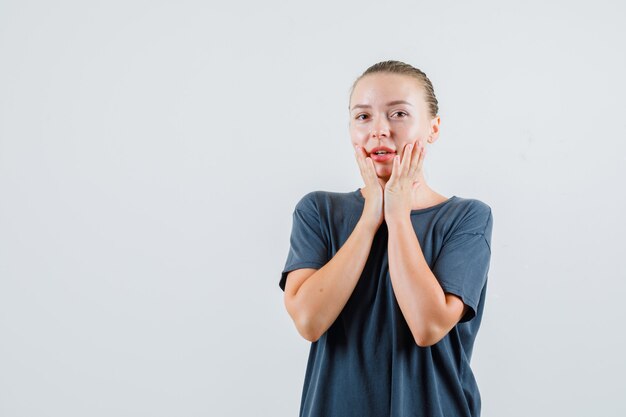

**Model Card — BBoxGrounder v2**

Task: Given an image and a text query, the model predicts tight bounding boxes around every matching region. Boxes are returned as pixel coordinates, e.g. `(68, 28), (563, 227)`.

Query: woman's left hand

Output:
(384, 140), (427, 222)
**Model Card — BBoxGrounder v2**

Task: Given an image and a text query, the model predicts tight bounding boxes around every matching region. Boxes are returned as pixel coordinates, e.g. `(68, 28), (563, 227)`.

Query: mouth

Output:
(368, 146), (396, 162)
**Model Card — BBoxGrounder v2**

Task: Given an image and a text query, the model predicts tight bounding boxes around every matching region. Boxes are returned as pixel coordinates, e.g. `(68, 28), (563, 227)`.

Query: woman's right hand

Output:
(354, 145), (384, 230)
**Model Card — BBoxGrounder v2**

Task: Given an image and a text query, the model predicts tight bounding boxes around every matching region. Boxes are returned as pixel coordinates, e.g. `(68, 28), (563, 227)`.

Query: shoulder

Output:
(451, 196), (492, 219)
(444, 196), (493, 236)
(293, 190), (326, 214)
(294, 189), (358, 213)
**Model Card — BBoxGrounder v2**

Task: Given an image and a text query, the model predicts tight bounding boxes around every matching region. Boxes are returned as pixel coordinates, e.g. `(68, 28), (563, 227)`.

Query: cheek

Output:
(350, 124), (369, 136)
(350, 132), (367, 145)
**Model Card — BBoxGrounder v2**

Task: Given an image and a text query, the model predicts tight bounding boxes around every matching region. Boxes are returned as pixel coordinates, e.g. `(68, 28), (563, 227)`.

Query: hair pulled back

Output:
(349, 60), (439, 119)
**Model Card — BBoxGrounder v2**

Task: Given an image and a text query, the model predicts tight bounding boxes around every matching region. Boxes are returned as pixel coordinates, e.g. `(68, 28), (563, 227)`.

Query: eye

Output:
(392, 111), (408, 118)
(355, 114), (368, 120)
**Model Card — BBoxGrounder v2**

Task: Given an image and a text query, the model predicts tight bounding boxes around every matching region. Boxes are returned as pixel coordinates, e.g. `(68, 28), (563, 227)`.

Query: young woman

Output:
(279, 60), (493, 417)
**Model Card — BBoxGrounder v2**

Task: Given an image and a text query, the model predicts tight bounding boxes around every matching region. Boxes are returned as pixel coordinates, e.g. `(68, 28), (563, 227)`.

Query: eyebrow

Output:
(350, 100), (414, 111)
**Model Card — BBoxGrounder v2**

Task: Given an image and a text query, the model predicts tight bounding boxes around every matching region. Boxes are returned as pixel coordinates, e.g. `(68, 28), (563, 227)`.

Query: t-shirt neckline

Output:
(352, 188), (457, 215)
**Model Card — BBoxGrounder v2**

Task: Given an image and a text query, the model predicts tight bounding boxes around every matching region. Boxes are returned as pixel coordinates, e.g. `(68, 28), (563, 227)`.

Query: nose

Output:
(370, 115), (390, 139)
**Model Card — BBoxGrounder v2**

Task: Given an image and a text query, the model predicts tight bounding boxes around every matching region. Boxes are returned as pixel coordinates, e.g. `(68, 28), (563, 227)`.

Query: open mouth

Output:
(370, 152), (396, 162)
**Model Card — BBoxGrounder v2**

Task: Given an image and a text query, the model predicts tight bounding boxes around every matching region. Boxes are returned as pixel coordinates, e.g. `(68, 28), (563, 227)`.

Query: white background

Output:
(1, 1), (625, 416)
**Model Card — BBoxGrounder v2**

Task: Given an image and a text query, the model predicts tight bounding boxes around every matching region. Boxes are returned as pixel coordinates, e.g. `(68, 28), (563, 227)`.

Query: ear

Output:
(427, 116), (441, 144)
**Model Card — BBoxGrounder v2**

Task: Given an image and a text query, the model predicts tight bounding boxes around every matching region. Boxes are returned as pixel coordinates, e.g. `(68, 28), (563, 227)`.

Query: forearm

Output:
(292, 217), (378, 341)
(386, 217), (447, 346)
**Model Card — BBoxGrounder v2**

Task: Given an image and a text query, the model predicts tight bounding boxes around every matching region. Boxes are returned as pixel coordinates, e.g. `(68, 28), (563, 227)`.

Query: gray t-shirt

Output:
(280, 188), (493, 417)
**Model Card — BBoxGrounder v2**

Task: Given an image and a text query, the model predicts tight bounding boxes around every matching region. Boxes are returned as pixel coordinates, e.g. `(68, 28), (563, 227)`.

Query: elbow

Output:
(414, 335), (441, 348)
(296, 316), (322, 342)
(285, 298), (322, 342)
(411, 324), (444, 348)
(302, 331), (322, 343)
(284, 293), (328, 342)
(413, 334), (435, 348)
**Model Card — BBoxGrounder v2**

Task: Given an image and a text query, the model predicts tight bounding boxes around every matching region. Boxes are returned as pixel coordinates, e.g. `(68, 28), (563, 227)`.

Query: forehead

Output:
(350, 73), (425, 108)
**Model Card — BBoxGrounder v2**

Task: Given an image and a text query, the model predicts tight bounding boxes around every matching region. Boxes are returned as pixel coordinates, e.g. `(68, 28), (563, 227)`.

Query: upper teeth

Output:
(375, 151), (388, 154)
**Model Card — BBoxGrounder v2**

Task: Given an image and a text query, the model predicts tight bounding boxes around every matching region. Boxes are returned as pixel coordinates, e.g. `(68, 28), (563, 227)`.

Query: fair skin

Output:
(284, 72), (468, 346)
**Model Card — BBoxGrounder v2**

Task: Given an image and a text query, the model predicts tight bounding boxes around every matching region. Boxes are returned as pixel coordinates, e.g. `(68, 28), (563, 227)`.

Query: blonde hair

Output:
(349, 60), (439, 119)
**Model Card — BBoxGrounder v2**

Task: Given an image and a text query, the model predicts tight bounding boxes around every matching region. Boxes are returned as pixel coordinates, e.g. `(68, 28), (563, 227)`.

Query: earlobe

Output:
(429, 117), (441, 143)
(427, 130), (440, 144)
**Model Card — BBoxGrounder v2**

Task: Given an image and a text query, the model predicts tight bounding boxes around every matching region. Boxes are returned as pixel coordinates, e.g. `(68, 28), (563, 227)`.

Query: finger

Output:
(356, 146), (375, 180)
(363, 151), (383, 185)
(387, 154), (399, 186)
(408, 141), (422, 177)
(401, 142), (413, 177)
(354, 145), (366, 177)
(365, 156), (377, 181)
(415, 142), (427, 174)
(357, 146), (377, 186)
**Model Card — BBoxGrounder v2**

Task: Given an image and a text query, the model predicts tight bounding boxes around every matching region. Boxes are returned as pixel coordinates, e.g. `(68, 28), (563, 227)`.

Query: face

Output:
(349, 72), (440, 181)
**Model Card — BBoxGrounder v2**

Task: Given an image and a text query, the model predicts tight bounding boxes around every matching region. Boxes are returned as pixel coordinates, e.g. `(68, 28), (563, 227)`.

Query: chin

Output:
(375, 167), (392, 177)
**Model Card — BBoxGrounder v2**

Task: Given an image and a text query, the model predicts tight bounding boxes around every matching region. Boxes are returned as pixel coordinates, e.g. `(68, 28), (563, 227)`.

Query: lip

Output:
(368, 146), (396, 162)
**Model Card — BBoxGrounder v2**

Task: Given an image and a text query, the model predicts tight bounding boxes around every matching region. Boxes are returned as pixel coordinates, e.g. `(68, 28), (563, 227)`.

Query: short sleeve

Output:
(279, 194), (330, 292)
(432, 207), (493, 322)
